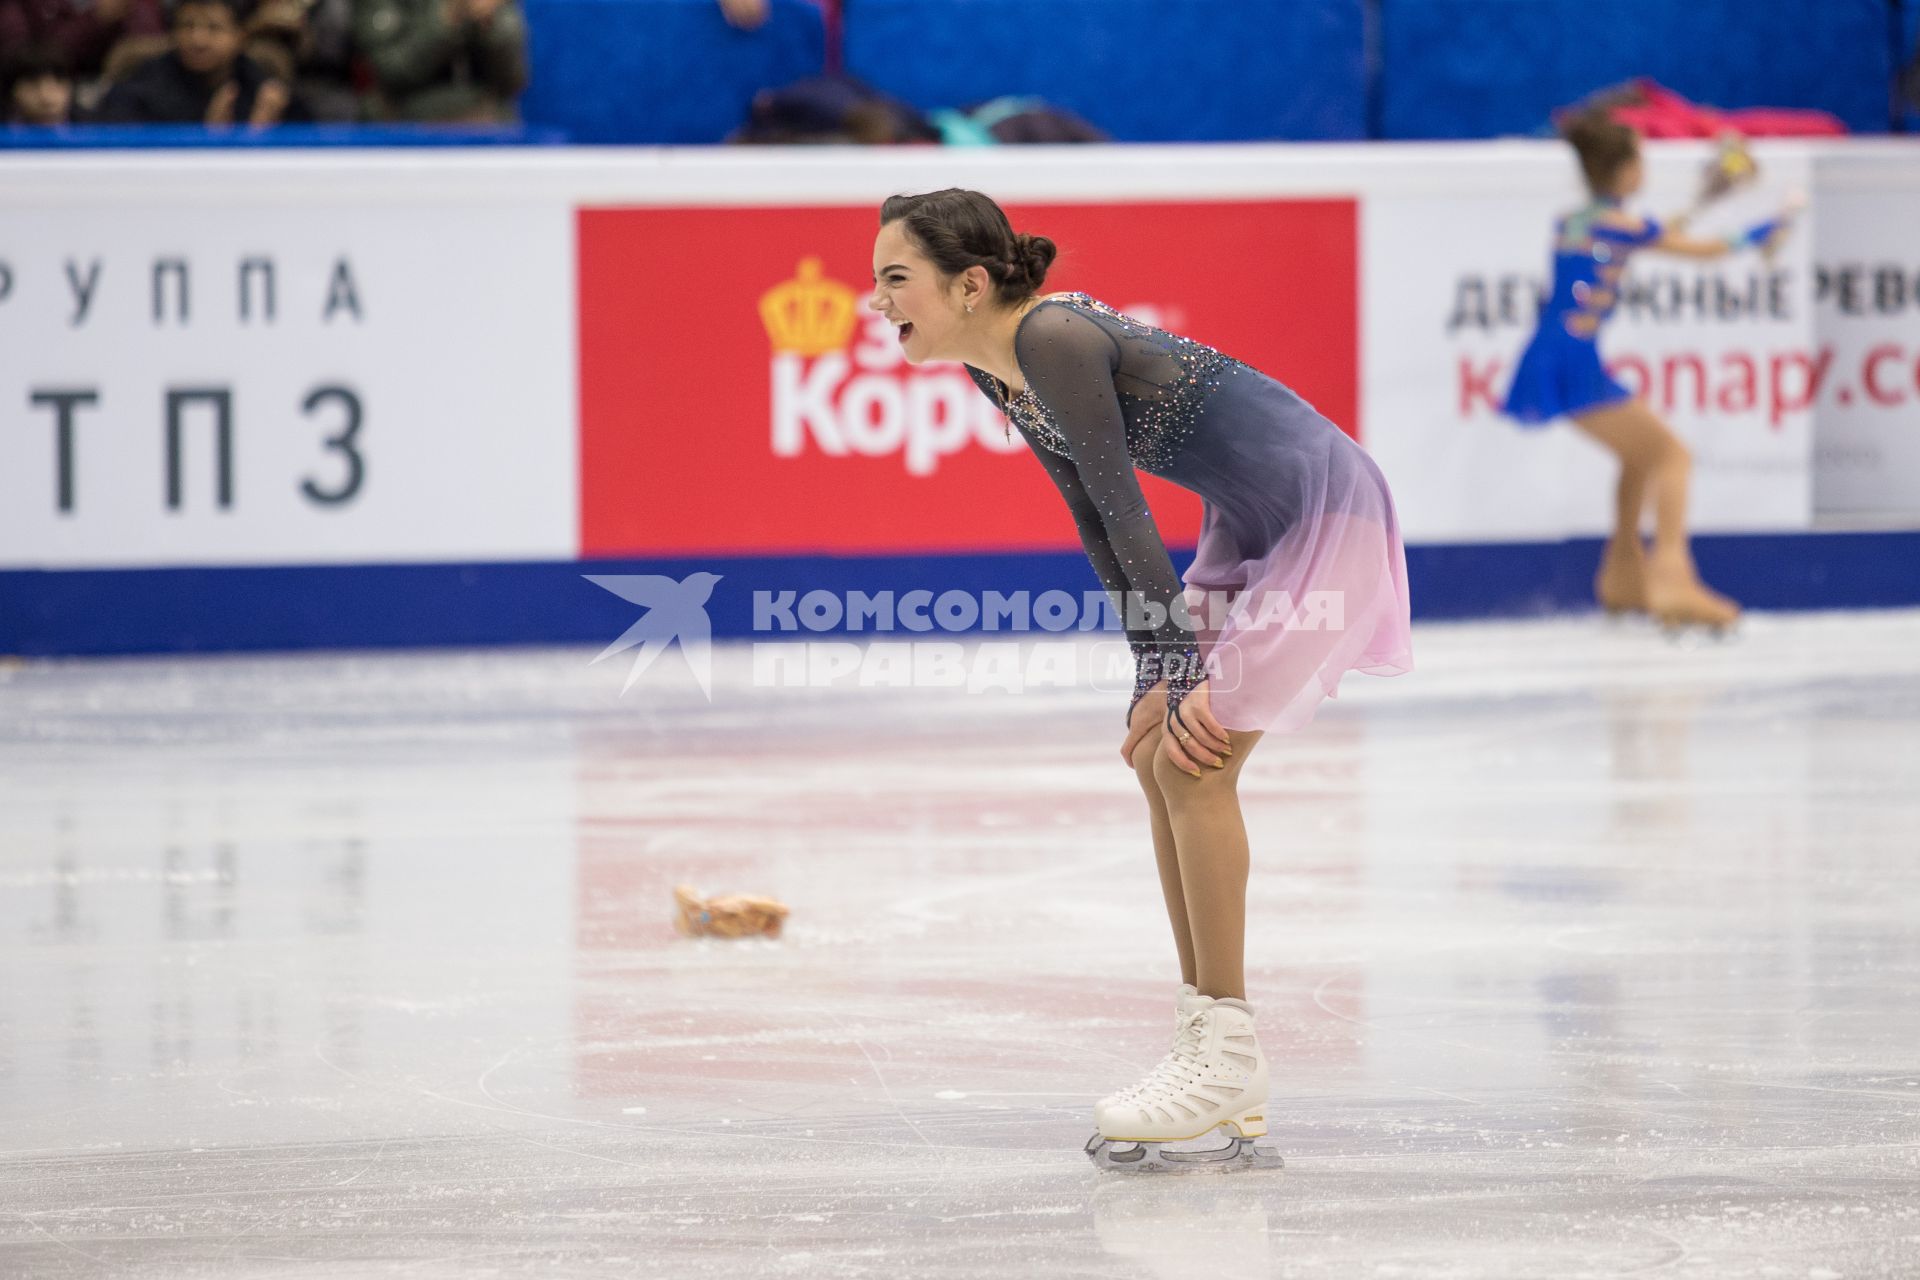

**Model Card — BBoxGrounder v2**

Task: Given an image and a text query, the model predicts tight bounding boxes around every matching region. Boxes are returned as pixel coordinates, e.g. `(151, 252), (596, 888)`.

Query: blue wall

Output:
(1901, 0), (1920, 132)
(518, 0), (824, 144)
(3, 0), (1906, 146)
(842, 0), (1368, 143)
(507, 0), (1907, 145)
(6, 532), (1918, 656)
(1378, 0), (1894, 139)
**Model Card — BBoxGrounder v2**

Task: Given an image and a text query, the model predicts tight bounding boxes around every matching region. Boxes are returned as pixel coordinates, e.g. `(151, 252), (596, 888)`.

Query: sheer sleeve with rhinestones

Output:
(965, 364), (1165, 721)
(1010, 304), (1205, 726)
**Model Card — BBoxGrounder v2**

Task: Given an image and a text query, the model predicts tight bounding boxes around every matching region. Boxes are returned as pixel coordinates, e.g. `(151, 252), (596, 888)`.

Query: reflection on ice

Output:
(1094, 1180), (1274, 1275)
(1, 613), (1917, 1277)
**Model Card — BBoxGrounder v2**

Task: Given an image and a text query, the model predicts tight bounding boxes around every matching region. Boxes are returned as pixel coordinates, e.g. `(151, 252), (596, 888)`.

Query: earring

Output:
(965, 303), (974, 315)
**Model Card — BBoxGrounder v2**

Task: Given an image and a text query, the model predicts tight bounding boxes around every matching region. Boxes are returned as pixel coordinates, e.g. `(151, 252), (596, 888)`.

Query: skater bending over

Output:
(1502, 105), (1798, 630)
(869, 189), (1413, 1172)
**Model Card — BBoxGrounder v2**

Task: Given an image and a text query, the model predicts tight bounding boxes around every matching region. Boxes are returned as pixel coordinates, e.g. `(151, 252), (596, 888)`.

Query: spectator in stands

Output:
(353, 0), (528, 123)
(931, 97), (1107, 145)
(0, 0), (165, 82)
(92, 0), (305, 126)
(244, 0), (360, 121)
(238, 0), (301, 85)
(4, 45), (76, 125)
(731, 74), (939, 144)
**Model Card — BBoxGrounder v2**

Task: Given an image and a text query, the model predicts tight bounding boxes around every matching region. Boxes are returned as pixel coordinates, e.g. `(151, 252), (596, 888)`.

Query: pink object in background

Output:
(1608, 78), (1847, 138)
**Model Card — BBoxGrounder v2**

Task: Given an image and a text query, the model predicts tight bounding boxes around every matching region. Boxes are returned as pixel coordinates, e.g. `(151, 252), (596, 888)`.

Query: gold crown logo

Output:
(760, 258), (858, 356)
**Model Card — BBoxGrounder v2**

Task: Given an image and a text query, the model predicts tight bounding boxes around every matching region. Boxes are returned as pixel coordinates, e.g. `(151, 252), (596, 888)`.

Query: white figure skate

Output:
(1096, 984), (1197, 1113)
(1086, 992), (1283, 1174)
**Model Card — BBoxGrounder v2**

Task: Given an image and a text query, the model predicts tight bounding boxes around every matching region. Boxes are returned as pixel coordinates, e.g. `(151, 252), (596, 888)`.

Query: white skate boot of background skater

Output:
(1086, 988), (1284, 1173)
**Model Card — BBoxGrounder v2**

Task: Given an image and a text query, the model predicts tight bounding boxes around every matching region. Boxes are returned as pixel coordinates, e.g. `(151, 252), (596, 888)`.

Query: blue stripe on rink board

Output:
(3, 531), (1918, 656)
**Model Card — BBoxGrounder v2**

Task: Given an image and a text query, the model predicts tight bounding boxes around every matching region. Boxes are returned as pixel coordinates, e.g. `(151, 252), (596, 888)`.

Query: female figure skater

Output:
(1503, 106), (1794, 629)
(870, 189), (1413, 1171)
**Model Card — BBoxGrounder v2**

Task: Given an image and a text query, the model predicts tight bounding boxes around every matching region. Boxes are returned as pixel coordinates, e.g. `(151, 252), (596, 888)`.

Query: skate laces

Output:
(1119, 1007), (1211, 1103)
(1170, 1006), (1208, 1058)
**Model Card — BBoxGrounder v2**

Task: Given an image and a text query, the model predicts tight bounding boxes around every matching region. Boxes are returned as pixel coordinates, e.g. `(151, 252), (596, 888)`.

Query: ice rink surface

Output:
(2, 611), (1918, 1279)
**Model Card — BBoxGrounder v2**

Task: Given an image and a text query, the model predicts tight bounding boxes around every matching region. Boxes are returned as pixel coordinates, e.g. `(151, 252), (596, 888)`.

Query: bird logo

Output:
(584, 572), (723, 697)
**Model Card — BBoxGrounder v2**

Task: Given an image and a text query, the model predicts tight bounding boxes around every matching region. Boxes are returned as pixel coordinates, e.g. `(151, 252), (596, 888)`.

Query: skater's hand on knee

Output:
(1182, 683), (1231, 755)
(1122, 682), (1165, 769)
(1162, 682), (1232, 776)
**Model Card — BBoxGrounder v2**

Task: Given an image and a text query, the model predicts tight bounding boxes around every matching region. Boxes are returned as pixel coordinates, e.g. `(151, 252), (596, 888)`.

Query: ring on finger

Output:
(1176, 730), (1193, 742)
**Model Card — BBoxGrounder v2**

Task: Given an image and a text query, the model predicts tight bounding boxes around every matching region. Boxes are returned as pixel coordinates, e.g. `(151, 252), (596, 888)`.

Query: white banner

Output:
(1810, 151), (1920, 517)
(1361, 148), (1819, 543)
(0, 200), (576, 568)
(3, 142), (1915, 574)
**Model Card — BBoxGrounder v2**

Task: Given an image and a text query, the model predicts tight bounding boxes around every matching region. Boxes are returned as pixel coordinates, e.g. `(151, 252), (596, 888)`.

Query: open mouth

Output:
(896, 322), (914, 344)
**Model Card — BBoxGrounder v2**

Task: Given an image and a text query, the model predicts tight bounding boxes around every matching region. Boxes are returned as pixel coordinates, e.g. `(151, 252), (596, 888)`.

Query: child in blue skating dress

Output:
(1502, 106), (1792, 629)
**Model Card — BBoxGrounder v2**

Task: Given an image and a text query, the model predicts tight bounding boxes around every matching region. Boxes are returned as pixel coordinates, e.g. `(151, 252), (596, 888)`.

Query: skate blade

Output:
(1085, 1131), (1284, 1175)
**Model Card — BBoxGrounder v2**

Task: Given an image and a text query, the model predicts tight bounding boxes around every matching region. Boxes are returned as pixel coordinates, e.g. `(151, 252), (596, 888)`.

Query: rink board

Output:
(3, 144), (1919, 651)
(6, 530), (1919, 656)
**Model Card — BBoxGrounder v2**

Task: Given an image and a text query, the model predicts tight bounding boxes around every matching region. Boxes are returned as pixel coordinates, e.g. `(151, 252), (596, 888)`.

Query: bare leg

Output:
(1131, 718), (1196, 987)
(1571, 398), (1690, 557)
(1151, 730), (1264, 1001)
(1571, 399), (1738, 626)
(1594, 436), (1651, 613)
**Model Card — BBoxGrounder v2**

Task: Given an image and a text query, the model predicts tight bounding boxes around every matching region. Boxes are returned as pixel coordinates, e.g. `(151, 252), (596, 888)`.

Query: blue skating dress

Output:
(1502, 202), (1663, 426)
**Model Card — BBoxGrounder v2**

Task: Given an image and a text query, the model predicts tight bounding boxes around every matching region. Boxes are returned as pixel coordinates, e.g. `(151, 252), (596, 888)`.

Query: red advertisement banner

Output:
(579, 199), (1356, 558)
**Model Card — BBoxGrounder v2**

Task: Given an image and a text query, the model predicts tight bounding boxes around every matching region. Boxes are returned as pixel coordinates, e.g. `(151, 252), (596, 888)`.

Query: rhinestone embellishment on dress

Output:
(995, 293), (1244, 474)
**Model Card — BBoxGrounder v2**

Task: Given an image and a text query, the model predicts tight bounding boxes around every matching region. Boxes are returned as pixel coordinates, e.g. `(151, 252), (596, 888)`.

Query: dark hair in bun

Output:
(1557, 102), (1640, 196)
(879, 188), (1057, 304)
